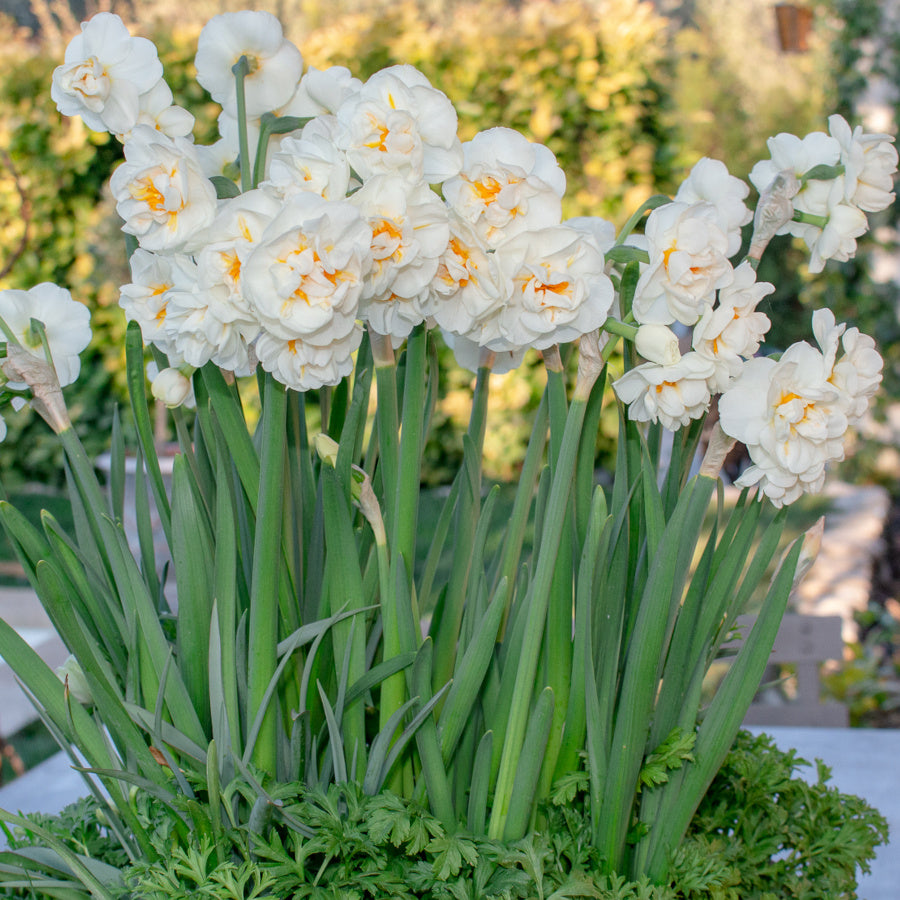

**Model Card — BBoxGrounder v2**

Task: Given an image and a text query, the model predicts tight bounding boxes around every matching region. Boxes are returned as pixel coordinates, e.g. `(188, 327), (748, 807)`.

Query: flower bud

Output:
(635, 323), (682, 366)
(56, 655), (92, 705)
(151, 367), (194, 408)
(314, 433), (340, 467)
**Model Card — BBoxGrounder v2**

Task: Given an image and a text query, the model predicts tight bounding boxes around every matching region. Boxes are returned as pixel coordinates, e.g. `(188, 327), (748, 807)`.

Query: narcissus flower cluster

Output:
(3, 9), (893, 510)
(610, 133), (893, 505)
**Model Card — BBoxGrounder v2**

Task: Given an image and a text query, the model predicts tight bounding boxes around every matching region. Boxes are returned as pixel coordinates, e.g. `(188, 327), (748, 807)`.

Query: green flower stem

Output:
(372, 330), (400, 540)
(601, 317), (638, 341)
(792, 210), (829, 229)
(614, 194), (672, 245)
(232, 56), (252, 193)
(431, 361), (491, 695)
(538, 367), (574, 803)
(492, 391), (548, 606)
(392, 325), (427, 582)
(125, 323), (172, 547)
(488, 363), (600, 840)
(247, 373), (288, 776)
(58, 426), (117, 553)
(372, 327), (429, 782)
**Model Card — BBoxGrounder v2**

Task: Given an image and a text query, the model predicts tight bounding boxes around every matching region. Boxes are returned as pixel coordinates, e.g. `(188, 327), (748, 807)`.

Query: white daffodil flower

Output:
(0, 284), (91, 388)
(831, 327), (884, 426)
(829, 114), (898, 213)
(718, 352), (842, 507)
(613, 351), (716, 431)
(164, 279), (253, 375)
(110, 127), (217, 254)
(351, 174), (450, 340)
(263, 118), (352, 201)
(119, 249), (199, 355)
(675, 157), (752, 257)
(426, 213), (504, 341)
(632, 201), (733, 326)
(716, 309), (877, 507)
(242, 192), (372, 345)
(692, 261), (773, 391)
(117, 79), (195, 142)
(335, 65), (462, 184)
(51, 12), (163, 135)
(443, 127), (565, 247)
(491, 223), (614, 352)
(195, 10), (303, 118)
(243, 194), (372, 391)
(196, 189), (280, 327)
(173, 190), (280, 373)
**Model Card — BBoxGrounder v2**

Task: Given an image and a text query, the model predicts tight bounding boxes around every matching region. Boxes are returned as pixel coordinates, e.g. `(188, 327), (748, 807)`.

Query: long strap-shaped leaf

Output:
(488, 385), (594, 839)
(247, 374), (288, 776)
(172, 454), (215, 735)
(596, 474), (715, 873)
(124, 322), (171, 545)
(640, 534), (804, 880)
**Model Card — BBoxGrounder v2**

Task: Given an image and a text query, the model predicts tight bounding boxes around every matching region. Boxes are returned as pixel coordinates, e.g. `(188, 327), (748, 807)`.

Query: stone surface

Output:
(793, 481), (890, 644)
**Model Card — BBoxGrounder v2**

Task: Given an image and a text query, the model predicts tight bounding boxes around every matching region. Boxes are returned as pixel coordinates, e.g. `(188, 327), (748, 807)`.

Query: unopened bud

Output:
(792, 516), (824, 590)
(313, 433), (339, 467)
(635, 324), (681, 366)
(56, 655), (92, 706)
(151, 367), (194, 408)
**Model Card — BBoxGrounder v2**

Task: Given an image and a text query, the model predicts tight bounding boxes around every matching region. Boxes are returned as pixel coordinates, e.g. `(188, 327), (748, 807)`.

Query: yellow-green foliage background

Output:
(0, 0), (836, 484)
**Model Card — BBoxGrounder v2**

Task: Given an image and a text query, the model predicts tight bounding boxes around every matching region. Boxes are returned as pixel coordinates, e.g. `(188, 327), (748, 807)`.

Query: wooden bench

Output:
(728, 613), (849, 727)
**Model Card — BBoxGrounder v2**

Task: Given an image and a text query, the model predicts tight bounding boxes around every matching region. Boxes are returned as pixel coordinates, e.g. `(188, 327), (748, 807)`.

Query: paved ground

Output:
(793, 481), (892, 644)
(0, 587), (68, 738)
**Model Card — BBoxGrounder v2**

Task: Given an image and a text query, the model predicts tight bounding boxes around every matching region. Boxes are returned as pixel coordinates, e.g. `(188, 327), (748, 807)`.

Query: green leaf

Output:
(210, 175), (240, 198)
(466, 730), (493, 835)
(503, 686), (554, 841)
(643, 534), (804, 880)
(427, 834), (479, 881)
(638, 728), (696, 792)
(124, 322), (171, 545)
(438, 578), (507, 764)
(172, 454), (215, 735)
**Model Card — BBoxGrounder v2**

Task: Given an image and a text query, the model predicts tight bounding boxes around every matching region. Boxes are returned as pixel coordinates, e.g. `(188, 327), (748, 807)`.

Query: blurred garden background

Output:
(1, 0), (900, 758)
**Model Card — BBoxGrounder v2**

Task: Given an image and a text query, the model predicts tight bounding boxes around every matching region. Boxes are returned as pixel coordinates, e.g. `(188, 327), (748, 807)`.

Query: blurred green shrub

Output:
(302, 0), (677, 222)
